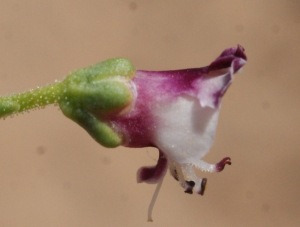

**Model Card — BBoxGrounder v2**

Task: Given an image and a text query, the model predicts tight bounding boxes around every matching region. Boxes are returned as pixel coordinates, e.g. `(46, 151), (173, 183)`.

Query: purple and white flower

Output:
(0, 44), (247, 222)
(104, 45), (247, 220)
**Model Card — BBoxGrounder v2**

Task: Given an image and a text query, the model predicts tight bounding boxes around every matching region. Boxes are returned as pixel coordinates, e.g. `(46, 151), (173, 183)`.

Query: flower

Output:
(109, 45), (246, 183)
(105, 45), (247, 221)
(0, 45), (247, 222)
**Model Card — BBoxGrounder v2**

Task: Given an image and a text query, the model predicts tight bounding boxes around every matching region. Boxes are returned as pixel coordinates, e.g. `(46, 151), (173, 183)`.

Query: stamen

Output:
(147, 168), (166, 222)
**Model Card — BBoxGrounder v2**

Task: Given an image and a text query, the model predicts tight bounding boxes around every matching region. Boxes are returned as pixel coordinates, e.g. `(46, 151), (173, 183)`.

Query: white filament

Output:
(147, 171), (166, 222)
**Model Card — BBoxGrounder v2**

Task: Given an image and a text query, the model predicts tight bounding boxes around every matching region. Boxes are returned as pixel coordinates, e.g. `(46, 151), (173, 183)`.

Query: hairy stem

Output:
(0, 81), (66, 118)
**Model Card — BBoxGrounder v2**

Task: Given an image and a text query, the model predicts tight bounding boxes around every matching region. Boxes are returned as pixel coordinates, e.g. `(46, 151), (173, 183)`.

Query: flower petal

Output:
(136, 150), (168, 184)
(153, 95), (220, 164)
(207, 45), (247, 73)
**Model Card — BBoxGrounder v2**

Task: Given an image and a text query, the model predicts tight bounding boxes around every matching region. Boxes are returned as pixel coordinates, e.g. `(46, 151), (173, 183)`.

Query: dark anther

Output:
(184, 189), (193, 194)
(198, 178), (207, 196)
(186, 181), (195, 187)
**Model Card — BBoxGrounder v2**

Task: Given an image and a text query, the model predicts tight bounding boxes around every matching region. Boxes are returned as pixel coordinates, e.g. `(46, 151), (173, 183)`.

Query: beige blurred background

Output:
(0, 0), (299, 226)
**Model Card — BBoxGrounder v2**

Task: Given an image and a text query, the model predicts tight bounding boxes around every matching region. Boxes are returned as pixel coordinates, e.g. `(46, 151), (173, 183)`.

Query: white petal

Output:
(153, 95), (220, 165)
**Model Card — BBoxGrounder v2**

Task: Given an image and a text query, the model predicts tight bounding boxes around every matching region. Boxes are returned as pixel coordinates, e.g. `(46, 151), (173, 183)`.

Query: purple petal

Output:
(207, 45), (247, 73)
(136, 150), (168, 184)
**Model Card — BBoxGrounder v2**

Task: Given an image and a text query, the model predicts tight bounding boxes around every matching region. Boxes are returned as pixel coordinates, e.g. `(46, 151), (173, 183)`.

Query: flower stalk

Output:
(0, 82), (64, 118)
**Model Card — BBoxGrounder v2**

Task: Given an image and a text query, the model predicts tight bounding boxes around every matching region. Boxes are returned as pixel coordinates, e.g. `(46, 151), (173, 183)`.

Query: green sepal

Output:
(66, 80), (132, 112)
(60, 101), (122, 148)
(64, 58), (135, 84)
(58, 57), (136, 147)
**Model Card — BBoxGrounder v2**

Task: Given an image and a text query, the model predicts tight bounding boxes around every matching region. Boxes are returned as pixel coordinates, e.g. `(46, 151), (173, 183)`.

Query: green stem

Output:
(0, 81), (66, 118)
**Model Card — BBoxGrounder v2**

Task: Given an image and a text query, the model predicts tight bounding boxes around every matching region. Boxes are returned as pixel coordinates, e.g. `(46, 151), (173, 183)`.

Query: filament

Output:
(147, 171), (166, 222)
